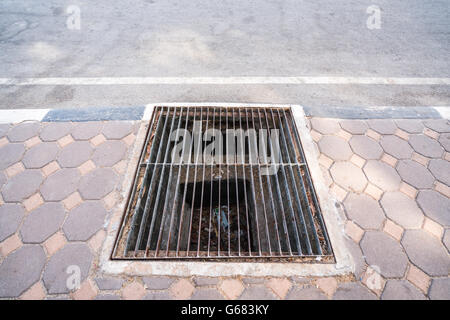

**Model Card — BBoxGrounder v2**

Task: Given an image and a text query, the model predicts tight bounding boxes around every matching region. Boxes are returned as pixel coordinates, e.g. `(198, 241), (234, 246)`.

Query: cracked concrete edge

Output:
(0, 104), (449, 123)
(99, 103), (354, 277)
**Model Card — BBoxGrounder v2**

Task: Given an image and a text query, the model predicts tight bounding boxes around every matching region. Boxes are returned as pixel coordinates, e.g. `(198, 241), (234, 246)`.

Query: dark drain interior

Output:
(113, 106), (334, 262)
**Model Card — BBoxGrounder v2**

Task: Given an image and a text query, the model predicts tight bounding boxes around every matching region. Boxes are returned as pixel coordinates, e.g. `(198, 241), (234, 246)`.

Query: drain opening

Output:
(113, 106), (334, 261)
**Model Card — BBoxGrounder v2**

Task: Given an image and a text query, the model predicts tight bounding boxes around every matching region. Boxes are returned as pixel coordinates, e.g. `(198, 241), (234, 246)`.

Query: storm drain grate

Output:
(113, 106), (333, 261)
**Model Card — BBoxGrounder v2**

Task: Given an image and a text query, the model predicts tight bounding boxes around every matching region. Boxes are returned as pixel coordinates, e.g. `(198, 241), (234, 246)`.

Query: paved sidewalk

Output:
(0, 117), (448, 300)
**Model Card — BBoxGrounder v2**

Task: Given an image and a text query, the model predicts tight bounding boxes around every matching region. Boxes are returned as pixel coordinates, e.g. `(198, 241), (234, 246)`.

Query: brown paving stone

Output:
(239, 285), (277, 300)
(395, 120), (424, 134)
(20, 281), (46, 300)
(102, 121), (135, 139)
(318, 135), (353, 161)
(330, 184), (348, 202)
(43, 232), (66, 256)
(397, 160), (435, 189)
(57, 141), (93, 168)
(57, 135), (74, 148)
(40, 122), (73, 142)
(62, 192), (83, 210)
(285, 286), (327, 300)
(7, 122), (40, 142)
(345, 220), (364, 243)
(318, 154), (333, 169)
(380, 135), (413, 159)
(103, 191), (119, 210)
(219, 279), (244, 300)
(344, 193), (385, 229)
(0, 143), (25, 170)
(41, 168), (81, 201)
(23, 142), (59, 169)
(383, 220), (403, 241)
(394, 129), (409, 141)
(78, 168), (118, 200)
(367, 119), (397, 135)
(399, 182), (417, 199)
(406, 265), (431, 294)
(0, 137), (8, 148)
(43, 243), (93, 294)
(330, 162), (367, 192)
(0, 203), (24, 242)
(361, 266), (386, 296)
(381, 280), (426, 300)
(20, 202), (65, 243)
(24, 136), (41, 149)
(266, 278), (292, 299)
(438, 133), (450, 151)
(71, 122), (103, 140)
(122, 134), (136, 146)
(423, 119), (450, 133)
(78, 160), (96, 175)
(63, 201), (108, 241)
(339, 120), (368, 134)
(170, 279), (195, 300)
(380, 153), (397, 167)
(190, 288), (225, 300)
(363, 160), (401, 191)
(310, 130), (321, 142)
(23, 193), (44, 212)
(409, 135), (444, 158)
(402, 229), (450, 276)
(411, 152), (429, 166)
(423, 217), (444, 239)
(73, 280), (98, 300)
(364, 183), (383, 200)
(435, 181), (450, 198)
(332, 282), (377, 300)
(417, 190), (450, 227)
(423, 128), (440, 140)
(92, 140), (127, 167)
(360, 231), (408, 278)
(349, 135), (383, 160)
(380, 191), (424, 229)
(315, 277), (337, 297)
(88, 229), (106, 253)
(5, 162), (24, 177)
(42, 161), (60, 177)
(0, 245), (47, 298)
(336, 129), (352, 141)
(350, 154), (365, 168)
(113, 159), (127, 175)
(0, 233), (22, 256)
(428, 159), (450, 186)
(428, 278), (450, 300)
(90, 134), (106, 147)
(122, 281), (146, 300)
(1, 169), (43, 202)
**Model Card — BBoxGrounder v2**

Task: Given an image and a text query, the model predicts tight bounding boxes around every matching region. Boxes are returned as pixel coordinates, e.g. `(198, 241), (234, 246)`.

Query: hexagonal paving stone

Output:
(429, 278), (450, 300)
(285, 286), (327, 300)
(0, 203), (24, 241)
(95, 277), (124, 290)
(78, 168), (118, 200)
(428, 159), (450, 186)
(40, 168), (81, 201)
(409, 135), (443, 158)
(23, 142), (59, 168)
(71, 122), (103, 140)
(332, 282), (377, 300)
(92, 140), (127, 167)
(57, 141), (93, 168)
(438, 133), (450, 151)
(0, 245), (46, 298)
(1, 170), (43, 202)
(423, 119), (450, 133)
(310, 118), (341, 135)
(349, 136), (383, 160)
(380, 192), (424, 229)
(343, 193), (385, 229)
(7, 122), (40, 142)
(0, 143), (25, 169)
(63, 201), (108, 241)
(381, 280), (426, 300)
(363, 160), (401, 191)
(394, 120), (424, 134)
(402, 230), (450, 276)
(396, 160), (435, 189)
(360, 231), (408, 278)
(367, 119), (397, 134)
(380, 135), (413, 159)
(20, 203), (66, 243)
(43, 243), (93, 294)
(40, 122), (73, 141)
(102, 121), (135, 139)
(239, 286), (277, 300)
(417, 190), (450, 227)
(330, 162), (367, 192)
(318, 136), (352, 161)
(0, 124), (10, 137)
(339, 120), (368, 134)
(191, 288), (225, 300)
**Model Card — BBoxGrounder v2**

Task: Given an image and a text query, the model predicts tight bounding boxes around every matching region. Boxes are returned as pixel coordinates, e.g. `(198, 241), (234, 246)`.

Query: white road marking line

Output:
(0, 109), (49, 123)
(1, 76), (450, 85)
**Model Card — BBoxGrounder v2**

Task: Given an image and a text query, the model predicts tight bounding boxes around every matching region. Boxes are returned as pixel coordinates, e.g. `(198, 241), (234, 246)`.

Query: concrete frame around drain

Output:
(99, 103), (354, 277)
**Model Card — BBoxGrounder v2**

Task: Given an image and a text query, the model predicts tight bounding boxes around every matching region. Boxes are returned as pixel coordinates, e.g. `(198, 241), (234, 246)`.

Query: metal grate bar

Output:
(113, 106), (333, 261)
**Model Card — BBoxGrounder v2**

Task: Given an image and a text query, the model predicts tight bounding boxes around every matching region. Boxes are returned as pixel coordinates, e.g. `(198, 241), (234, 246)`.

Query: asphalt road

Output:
(0, 0), (449, 109)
